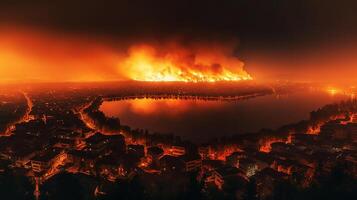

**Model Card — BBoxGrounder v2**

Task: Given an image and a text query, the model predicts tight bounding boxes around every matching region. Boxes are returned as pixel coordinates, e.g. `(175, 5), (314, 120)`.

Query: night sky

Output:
(1, 0), (357, 82)
(1, 1), (357, 45)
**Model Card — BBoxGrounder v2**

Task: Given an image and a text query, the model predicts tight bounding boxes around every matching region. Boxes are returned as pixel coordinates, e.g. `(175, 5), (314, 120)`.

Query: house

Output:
(291, 164), (315, 187)
(320, 120), (345, 139)
(147, 146), (164, 167)
(84, 132), (110, 155)
(127, 144), (145, 158)
(179, 153), (202, 172)
(160, 155), (185, 172)
(226, 151), (246, 168)
(53, 129), (84, 150)
(253, 168), (288, 199)
(169, 145), (186, 156)
(31, 148), (66, 176)
(67, 150), (97, 175)
(211, 166), (246, 190)
(198, 145), (211, 159)
(272, 159), (296, 175)
(202, 159), (225, 173)
(97, 155), (128, 181)
(270, 142), (290, 153)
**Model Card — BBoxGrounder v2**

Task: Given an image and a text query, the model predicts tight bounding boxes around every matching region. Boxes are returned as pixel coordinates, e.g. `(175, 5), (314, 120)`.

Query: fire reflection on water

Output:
(100, 91), (348, 141)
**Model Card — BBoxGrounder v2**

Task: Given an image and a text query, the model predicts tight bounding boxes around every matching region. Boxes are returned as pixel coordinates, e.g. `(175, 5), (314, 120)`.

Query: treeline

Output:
(83, 97), (121, 132)
(0, 93), (28, 134)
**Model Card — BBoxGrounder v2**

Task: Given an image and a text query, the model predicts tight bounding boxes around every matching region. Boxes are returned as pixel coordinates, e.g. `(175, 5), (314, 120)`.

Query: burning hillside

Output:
(0, 27), (252, 83)
(121, 43), (252, 82)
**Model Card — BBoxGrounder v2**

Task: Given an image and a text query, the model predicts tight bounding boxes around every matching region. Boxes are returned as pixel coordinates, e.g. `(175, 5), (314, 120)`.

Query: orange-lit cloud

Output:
(2, 26), (357, 85)
(0, 26), (251, 83)
(246, 43), (357, 84)
(0, 27), (123, 82)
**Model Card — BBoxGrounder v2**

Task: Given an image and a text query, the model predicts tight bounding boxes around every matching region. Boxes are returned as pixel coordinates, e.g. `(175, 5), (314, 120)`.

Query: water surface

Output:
(100, 91), (347, 142)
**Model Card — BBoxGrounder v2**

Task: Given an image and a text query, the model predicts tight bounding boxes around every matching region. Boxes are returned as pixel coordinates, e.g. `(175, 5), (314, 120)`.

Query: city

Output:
(1, 1), (357, 199)
(0, 82), (356, 199)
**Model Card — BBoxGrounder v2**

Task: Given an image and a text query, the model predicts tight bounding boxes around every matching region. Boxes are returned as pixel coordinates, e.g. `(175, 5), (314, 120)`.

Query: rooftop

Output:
(32, 149), (62, 162)
(215, 166), (242, 177)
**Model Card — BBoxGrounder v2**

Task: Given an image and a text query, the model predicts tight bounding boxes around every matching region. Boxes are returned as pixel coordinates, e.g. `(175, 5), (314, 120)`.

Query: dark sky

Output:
(1, 0), (357, 48)
(1, 0), (357, 83)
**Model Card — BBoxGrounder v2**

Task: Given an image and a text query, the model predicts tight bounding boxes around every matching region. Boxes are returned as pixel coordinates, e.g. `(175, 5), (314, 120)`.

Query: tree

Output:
(271, 179), (297, 200)
(40, 173), (85, 200)
(243, 179), (259, 200)
(0, 169), (34, 200)
(99, 176), (146, 200)
(183, 172), (205, 200)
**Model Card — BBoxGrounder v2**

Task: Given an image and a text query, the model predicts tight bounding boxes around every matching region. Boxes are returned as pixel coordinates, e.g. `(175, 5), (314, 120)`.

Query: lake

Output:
(100, 90), (348, 142)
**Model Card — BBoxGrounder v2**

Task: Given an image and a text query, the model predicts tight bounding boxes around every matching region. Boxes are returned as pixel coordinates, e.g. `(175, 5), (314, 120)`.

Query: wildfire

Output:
(259, 139), (281, 153)
(121, 44), (252, 82)
(326, 87), (341, 96)
(0, 27), (253, 83)
(259, 136), (290, 153)
(307, 124), (321, 135)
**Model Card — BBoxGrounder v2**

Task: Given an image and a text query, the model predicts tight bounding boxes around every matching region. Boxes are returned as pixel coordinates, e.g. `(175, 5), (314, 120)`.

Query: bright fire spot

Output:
(0, 27), (252, 83)
(259, 137), (286, 153)
(122, 44), (252, 82)
(307, 124), (321, 135)
(326, 87), (341, 96)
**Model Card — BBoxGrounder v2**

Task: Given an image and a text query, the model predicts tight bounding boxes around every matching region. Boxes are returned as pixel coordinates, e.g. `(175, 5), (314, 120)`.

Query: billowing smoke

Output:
(0, 26), (251, 83)
(120, 42), (252, 82)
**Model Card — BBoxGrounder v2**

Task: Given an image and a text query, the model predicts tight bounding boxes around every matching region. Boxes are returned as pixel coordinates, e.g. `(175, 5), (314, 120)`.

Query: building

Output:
(147, 146), (164, 167)
(30, 149), (66, 176)
(202, 159), (224, 173)
(226, 151), (246, 168)
(84, 132), (126, 157)
(53, 130), (85, 150)
(272, 159), (295, 175)
(198, 145), (210, 159)
(67, 149), (99, 175)
(97, 155), (127, 181)
(346, 123), (357, 142)
(270, 142), (290, 153)
(160, 155), (184, 172)
(211, 166), (245, 190)
(179, 154), (202, 172)
(169, 145), (186, 157)
(127, 144), (145, 158)
(320, 120), (345, 139)
(253, 168), (288, 199)
(84, 132), (110, 155)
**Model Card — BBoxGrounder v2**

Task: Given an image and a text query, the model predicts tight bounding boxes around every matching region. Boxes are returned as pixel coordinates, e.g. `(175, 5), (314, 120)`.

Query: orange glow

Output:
(307, 124), (321, 135)
(121, 44), (252, 82)
(0, 26), (251, 83)
(0, 27), (123, 83)
(307, 114), (348, 135)
(101, 98), (226, 116)
(259, 137), (286, 153)
(216, 145), (243, 161)
(277, 165), (292, 175)
(326, 87), (341, 96)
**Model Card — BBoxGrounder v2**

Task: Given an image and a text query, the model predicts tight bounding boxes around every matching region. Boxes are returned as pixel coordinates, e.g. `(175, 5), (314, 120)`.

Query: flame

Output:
(277, 165), (292, 175)
(307, 124), (321, 135)
(326, 87), (341, 96)
(0, 26), (252, 83)
(259, 136), (291, 153)
(121, 44), (252, 82)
